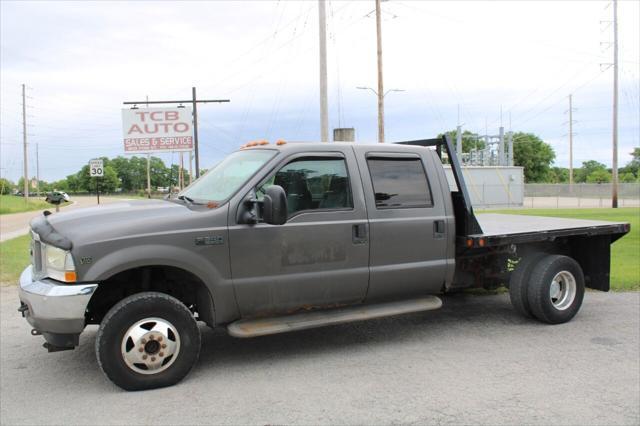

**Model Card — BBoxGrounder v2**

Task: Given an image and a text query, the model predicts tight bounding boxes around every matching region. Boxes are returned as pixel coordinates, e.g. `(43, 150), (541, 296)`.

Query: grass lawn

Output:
(0, 195), (51, 215)
(482, 208), (640, 291)
(0, 233), (30, 285)
(1, 208), (638, 290)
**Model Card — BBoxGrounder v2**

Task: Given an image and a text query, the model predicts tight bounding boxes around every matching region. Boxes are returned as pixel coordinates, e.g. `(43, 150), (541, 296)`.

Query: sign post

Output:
(89, 159), (104, 204)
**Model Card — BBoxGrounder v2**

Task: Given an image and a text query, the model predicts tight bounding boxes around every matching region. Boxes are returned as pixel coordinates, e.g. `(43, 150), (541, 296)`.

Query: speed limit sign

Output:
(89, 159), (104, 177)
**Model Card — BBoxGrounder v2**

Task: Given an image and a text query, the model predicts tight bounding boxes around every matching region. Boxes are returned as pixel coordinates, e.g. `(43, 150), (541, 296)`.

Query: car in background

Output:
(45, 191), (70, 204)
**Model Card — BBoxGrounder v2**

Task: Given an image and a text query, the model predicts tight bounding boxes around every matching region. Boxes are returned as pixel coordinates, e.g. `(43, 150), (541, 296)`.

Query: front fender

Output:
(82, 244), (239, 324)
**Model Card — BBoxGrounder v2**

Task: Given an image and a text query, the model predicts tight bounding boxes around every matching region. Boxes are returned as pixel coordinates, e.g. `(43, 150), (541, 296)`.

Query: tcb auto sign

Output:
(122, 107), (193, 152)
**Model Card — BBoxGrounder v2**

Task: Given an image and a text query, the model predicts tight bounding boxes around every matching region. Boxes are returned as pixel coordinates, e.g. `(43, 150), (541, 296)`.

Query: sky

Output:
(1, 0), (639, 183)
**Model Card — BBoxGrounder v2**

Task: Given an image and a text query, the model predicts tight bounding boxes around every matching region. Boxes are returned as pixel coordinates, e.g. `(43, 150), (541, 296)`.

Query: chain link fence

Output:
(523, 183), (640, 209)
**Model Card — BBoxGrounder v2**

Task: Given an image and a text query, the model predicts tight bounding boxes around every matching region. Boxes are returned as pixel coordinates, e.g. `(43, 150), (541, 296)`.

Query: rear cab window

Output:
(366, 157), (433, 208)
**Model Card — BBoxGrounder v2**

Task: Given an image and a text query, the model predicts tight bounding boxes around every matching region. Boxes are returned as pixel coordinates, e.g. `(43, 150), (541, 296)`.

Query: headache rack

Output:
(395, 135), (483, 237)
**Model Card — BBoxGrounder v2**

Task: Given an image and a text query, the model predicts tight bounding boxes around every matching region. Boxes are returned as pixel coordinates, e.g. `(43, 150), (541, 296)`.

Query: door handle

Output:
(352, 224), (368, 245)
(434, 220), (445, 239)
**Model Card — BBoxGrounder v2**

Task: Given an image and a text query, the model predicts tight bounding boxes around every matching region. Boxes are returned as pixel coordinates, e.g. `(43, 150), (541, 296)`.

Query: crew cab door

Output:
(229, 150), (369, 318)
(356, 149), (450, 300)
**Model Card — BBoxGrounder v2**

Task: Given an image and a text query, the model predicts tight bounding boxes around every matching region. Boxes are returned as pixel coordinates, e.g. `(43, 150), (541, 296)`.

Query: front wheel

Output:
(95, 292), (201, 391)
(527, 255), (585, 324)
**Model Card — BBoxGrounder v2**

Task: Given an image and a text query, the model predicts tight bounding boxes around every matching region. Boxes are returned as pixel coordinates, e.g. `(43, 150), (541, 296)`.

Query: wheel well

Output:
(512, 237), (612, 291)
(86, 266), (215, 326)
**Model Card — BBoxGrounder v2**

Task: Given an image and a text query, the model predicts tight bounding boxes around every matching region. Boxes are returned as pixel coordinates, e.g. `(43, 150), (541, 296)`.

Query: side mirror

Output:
(263, 185), (287, 225)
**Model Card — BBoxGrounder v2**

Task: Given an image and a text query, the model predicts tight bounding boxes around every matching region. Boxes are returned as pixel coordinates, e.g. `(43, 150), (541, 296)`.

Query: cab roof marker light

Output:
(276, 139), (287, 146)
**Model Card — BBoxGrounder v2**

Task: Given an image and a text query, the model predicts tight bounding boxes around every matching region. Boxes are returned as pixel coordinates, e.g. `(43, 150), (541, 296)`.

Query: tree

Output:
(575, 160), (607, 183)
(110, 156), (146, 191)
(0, 178), (14, 195)
(75, 164), (119, 193)
(440, 129), (486, 153)
(586, 169), (611, 183)
(620, 147), (640, 178)
(167, 164), (191, 188)
(65, 174), (81, 193)
(51, 179), (70, 192)
(512, 132), (555, 183)
(619, 172), (637, 183)
(548, 167), (569, 183)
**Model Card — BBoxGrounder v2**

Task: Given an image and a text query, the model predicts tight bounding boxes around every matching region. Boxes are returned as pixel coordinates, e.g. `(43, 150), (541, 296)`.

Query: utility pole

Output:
(318, 0), (329, 142)
(36, 143), (40, 196)
(146, 153), (151, 198)
(21, 84), (29, 199)
(568, 94), (574, 188)
(456, 104), (463, 160)
(191, 87), (201, 178)
(611, 0), (619, 208)
(189, 151), (193, 185)
(123, 89), (229, 180)
(375, 0), (385, 143)
(179, 152), (184, 190)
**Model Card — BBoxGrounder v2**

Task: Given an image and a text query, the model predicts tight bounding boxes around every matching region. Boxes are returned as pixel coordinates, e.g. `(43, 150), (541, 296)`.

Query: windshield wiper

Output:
(177, 195), (195, 204)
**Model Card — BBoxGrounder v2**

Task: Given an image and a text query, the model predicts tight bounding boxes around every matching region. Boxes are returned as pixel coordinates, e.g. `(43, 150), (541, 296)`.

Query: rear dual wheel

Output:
(509, 254), (585, 324)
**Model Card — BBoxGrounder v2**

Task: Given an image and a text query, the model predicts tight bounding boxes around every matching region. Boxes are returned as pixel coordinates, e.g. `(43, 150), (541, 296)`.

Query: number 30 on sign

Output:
(89, 159), (104, 177)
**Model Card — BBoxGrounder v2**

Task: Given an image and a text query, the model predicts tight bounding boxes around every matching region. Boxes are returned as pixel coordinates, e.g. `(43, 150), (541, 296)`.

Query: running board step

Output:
(227, 296), (442, 338)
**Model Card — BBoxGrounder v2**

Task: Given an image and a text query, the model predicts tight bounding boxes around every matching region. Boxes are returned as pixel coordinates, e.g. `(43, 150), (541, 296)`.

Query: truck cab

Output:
(227, 142), (454, 317)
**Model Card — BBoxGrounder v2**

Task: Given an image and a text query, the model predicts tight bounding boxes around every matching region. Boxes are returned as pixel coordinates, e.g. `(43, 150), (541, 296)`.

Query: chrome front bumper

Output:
(19, 266), (98, 335)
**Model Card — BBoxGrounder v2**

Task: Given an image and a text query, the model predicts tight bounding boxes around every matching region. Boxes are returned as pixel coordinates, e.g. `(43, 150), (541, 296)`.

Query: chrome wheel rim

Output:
(121, 317), (180, 375)
(549, 271), (577, 311)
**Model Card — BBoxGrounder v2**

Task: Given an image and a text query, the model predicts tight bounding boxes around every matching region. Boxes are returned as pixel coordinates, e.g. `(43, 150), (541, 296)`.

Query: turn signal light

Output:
(64, 271), (77, 282)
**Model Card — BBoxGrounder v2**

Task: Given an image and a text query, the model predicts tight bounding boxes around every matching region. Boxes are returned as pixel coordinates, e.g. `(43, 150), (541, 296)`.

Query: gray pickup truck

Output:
(18, 136), (629, 391)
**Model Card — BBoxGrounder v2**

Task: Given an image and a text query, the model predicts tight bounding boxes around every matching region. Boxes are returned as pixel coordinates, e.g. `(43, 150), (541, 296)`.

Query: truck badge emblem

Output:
(195, 236), (224, 246)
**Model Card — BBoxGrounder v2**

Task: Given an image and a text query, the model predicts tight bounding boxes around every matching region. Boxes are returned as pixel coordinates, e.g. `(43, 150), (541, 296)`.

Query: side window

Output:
(367, 157), (433, 209)
(258, 157), (353, 217)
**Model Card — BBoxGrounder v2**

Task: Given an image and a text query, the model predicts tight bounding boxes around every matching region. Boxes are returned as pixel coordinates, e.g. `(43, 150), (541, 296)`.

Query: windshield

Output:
(179, 149), (276, 202)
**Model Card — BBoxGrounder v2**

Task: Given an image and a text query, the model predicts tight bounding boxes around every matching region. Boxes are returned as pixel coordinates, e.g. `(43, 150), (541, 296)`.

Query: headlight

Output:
(44, 245), (77, 283)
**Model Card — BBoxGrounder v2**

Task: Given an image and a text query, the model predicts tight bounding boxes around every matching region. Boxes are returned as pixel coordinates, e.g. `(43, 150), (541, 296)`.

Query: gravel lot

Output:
(1, 286), (638, 425)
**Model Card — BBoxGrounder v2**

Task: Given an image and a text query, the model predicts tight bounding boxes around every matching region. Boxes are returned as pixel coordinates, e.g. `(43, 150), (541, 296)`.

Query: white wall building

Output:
(443, 166), (524, 209)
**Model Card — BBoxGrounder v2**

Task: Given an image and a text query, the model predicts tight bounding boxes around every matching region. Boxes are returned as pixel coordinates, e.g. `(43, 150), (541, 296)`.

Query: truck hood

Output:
(35, 199), (227, 247)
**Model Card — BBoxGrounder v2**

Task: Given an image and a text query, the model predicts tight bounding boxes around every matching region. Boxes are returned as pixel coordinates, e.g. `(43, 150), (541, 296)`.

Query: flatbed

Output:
(472, 213), (629, 247)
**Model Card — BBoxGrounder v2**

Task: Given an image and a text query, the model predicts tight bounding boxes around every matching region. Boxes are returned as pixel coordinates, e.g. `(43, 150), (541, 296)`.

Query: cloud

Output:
(1, 0), (638, 182)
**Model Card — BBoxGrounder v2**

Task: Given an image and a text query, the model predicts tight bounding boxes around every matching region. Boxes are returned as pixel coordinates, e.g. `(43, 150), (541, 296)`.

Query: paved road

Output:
(0, 196), (130, 242)
(1, 288), (638, 425)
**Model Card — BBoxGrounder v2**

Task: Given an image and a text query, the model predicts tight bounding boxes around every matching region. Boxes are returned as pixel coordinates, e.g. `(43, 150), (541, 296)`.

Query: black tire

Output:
(509, 252), (547, 319)
(527, 255), (585, 324)
(95, 292), (201, 391)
